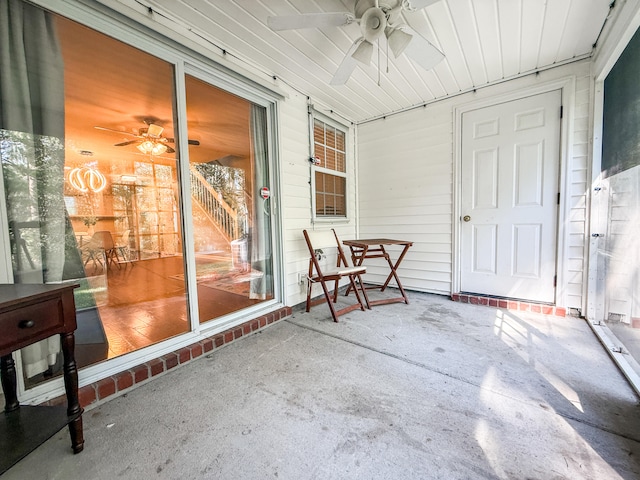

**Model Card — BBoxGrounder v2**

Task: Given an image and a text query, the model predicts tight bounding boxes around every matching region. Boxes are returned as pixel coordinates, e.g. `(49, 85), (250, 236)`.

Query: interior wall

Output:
(356, 60), (593, 310)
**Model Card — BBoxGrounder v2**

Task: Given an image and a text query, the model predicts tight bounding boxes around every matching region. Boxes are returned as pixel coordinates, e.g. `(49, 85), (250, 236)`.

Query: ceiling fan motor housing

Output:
(360, 7), (387, 42)
(354, 0), (399, 18)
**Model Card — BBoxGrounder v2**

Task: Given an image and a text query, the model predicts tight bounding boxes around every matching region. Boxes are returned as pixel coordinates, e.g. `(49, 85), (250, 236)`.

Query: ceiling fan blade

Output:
(402, 30), (444, 71)
(164, 138), (200, 146)
(165, 146), (176, 154)
(406, 0), (440, 9)
(330, 38), (363, 85)
(114, 140), (140, 147)
(267, 12), (354, 31)
(94, 126), (139, 137)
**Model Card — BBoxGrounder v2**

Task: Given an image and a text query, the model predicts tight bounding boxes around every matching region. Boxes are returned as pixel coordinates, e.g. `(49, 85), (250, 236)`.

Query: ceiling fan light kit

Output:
(94, 117), (199, 156)
(137, 139), (168, 156)
(352, 40), (374, 65)
(386, 27), (412, 58)
(267, 0), (444, 85)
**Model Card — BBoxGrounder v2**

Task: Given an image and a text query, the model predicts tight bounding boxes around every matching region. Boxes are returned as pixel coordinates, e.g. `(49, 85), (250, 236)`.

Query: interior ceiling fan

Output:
(267, 0), (444, 85)
(94, 117), (200, 155)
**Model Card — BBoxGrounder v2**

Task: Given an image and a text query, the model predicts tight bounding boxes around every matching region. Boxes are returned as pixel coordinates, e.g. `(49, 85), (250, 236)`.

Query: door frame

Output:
(452, 77), (577, 307)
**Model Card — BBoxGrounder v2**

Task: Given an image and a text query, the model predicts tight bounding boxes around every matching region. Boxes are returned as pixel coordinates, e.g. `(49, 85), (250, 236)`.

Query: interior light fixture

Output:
(352, 5), (387, 65)
(386, 27), (413, 58)
(352, 40), (374, 65)
(137, 139), (168, 156)
(68, 166), (107, 193)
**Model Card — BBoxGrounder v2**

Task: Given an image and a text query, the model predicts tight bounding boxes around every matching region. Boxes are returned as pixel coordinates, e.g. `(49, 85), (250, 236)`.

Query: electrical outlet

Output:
(297, 273), (305, 284)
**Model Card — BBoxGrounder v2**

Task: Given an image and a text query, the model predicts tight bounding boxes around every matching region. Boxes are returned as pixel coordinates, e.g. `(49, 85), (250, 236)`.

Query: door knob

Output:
(463, 215), (471, 222)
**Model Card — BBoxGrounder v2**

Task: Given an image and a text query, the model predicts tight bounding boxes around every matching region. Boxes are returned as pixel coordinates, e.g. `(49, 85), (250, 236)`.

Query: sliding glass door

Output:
(0, 0), (278, 391)
(184, 75), (274, 323)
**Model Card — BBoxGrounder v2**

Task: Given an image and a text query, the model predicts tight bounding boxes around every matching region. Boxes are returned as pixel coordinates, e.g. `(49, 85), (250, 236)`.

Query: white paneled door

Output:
(460, 90), (561, 303)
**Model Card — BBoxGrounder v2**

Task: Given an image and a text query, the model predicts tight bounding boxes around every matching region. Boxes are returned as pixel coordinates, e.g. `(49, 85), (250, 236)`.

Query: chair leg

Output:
(348, 275), (366, 312)
(355, 273), (371, 309)
(332, 279), (340, 303)
(319, 280), (340, 322)
(306, 279), (313, 313)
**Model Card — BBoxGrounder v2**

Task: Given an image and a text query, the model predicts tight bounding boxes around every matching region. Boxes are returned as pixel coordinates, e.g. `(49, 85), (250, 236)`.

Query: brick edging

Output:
(43, 306), (292, 409)
(451, 293), (566, 317)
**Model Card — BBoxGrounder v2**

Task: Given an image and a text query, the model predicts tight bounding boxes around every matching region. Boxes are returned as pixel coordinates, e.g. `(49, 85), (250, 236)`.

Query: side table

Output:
(0, 283), (84, 474)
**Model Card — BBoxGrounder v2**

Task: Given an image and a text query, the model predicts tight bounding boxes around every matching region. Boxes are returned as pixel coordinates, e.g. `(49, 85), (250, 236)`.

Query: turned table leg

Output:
(61, 331), (84, 453)
(1, 354), (19, 412)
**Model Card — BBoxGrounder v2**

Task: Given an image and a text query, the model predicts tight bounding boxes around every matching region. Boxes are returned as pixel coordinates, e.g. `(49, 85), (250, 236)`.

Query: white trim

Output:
(453, 77), (577, 307)
(175, 61), (201, 334)
(592, 0), (640, 81)
(266, 100), (286, 304)
(309, 110), (351, 224)
(0, 164), (13, 284)
(588, 320), (640, 398)
(587, 80), (605, 321)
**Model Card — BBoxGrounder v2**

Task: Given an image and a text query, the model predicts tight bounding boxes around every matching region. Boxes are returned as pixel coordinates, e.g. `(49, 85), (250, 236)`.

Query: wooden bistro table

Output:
(342, 239), (413, 306)
(0, 283), (84, 475)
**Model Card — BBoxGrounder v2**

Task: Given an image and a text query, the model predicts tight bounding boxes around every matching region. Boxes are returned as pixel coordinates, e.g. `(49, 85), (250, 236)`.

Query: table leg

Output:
(380, 243), (411, 304)
(1, 354), (19, 412)
(61, 331), (84, 453)
(345, 245), (369, 296)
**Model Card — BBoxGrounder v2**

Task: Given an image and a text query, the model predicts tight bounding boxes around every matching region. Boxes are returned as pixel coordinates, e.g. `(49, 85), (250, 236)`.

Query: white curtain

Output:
(0, 0), (67, 377)
(248, 105), (273, 300)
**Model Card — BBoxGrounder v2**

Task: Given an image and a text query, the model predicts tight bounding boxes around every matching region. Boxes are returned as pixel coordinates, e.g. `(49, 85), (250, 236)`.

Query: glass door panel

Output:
(185, 75), (274, 323)
(0, 5), (191, 388)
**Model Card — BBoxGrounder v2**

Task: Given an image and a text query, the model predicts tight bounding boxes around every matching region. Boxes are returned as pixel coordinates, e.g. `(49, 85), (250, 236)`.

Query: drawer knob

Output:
(18, 319), (35, 329)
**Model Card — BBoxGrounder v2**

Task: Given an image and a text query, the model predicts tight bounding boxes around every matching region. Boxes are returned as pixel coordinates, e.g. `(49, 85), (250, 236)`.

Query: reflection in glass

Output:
(1, 3), (190, 388)
(185, 75), (274, 323)
(1, 1), (276, 391)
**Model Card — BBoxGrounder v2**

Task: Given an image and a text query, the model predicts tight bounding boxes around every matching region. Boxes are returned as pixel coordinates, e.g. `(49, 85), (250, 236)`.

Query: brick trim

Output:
(42, 306), (292, 409)
(451, 293), (566, 317)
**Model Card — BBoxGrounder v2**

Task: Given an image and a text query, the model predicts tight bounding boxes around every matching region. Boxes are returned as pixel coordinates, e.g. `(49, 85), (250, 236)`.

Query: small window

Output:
(312, 116), (347, 219)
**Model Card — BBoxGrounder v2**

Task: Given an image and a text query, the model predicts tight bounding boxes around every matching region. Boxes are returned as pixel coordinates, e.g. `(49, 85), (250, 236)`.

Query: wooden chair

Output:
(303, 229), (370, 322)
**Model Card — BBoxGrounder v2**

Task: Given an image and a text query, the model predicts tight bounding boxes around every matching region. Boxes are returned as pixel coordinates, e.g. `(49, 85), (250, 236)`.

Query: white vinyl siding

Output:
(357, 60), (592, 309)
(278, 93), (359, 307)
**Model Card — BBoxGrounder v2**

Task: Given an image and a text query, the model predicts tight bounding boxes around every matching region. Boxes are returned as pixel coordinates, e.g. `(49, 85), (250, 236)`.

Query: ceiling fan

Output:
(267, 0), (444, 85)
(94, 118), (200, 155)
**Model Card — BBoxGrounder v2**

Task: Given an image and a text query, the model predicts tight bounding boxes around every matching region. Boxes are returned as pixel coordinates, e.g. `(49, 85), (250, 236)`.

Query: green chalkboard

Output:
(602, 26), (640, 178)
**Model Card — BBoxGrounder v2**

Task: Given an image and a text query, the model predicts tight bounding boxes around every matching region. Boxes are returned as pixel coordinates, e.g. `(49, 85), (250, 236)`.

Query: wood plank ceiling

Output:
(136, 0), (613, 123)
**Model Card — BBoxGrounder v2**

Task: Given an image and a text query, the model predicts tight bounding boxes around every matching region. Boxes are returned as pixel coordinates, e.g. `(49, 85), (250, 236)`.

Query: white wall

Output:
(356, 60), (593, 310)
(278, 90), (360, 308)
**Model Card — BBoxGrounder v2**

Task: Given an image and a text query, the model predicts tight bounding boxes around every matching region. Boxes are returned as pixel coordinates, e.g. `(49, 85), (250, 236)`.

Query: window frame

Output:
(310, 109), (350, 223)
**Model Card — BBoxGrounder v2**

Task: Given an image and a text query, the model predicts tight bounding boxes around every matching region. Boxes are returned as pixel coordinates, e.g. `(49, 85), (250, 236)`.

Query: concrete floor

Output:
(4, 290), (640, 479)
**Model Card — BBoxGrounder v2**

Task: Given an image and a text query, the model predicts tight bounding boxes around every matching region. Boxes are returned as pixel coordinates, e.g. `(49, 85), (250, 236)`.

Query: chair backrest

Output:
(303, 229), (339, 251)
(303, 229), (351, 272)
(119, 229), (130, 245)
(92, 230), (115, 250)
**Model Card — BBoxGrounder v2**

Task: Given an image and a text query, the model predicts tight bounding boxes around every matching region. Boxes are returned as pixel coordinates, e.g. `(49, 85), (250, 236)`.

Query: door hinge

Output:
(553, 275), (557, 287)
(560, 105), (563, 118)
(557, 192), (560, 205)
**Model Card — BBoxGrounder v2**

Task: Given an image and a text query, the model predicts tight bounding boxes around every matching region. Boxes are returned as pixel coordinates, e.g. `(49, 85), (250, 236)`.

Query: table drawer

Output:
(0, 298), (63, 352)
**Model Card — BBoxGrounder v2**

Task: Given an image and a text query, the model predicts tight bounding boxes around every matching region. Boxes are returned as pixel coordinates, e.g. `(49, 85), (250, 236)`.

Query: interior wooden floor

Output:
(85, 255), (262, 360)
